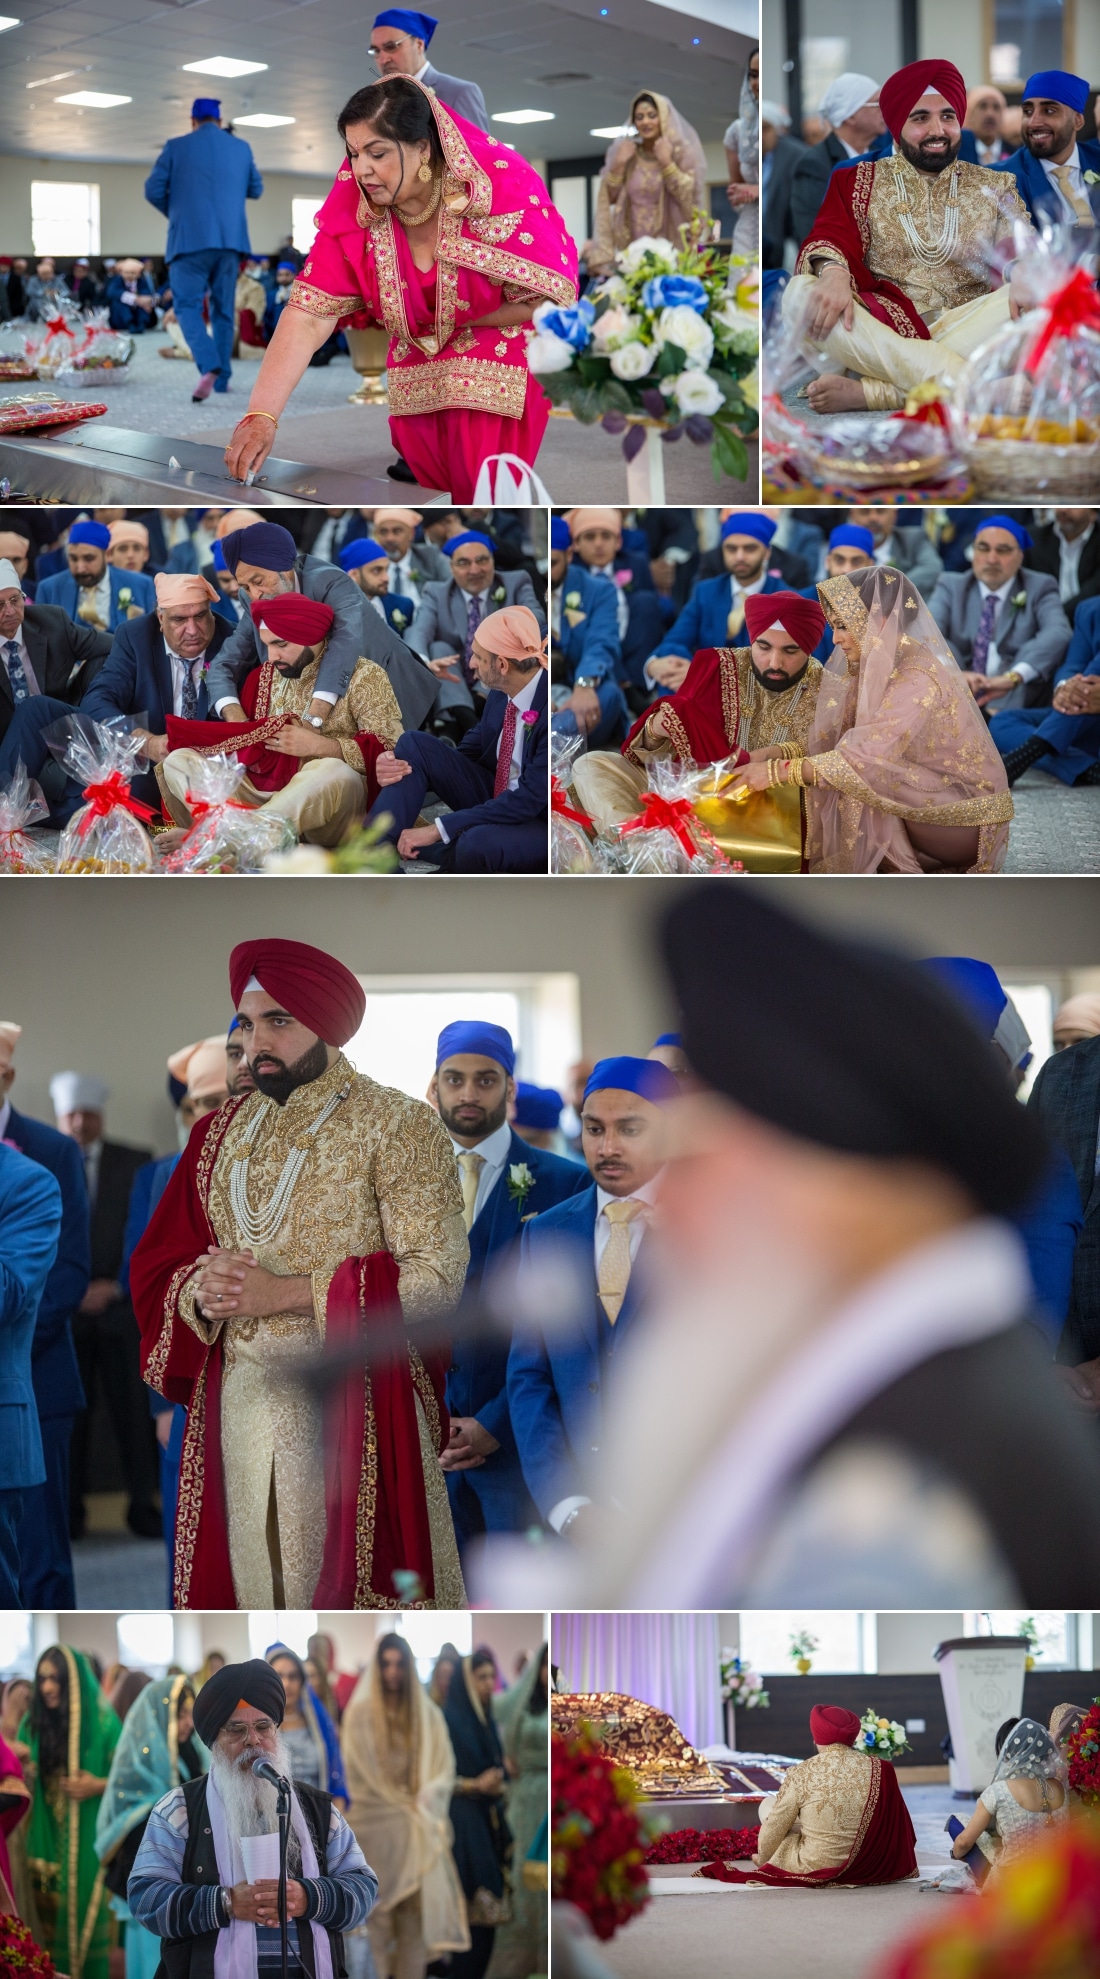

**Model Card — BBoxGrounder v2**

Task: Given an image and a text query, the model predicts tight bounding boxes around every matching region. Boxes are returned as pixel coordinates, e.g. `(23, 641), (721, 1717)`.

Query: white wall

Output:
(1, 155), (335, 259)
(876, 1614), (964, 1675)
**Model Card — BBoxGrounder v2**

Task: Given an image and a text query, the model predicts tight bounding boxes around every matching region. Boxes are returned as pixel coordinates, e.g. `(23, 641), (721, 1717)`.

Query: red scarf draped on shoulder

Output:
(699, 1755), (918, 1886)
(130, 1101), (450, 1609)
(624, 648), (750, 769)
(795, 159), (931, 341)
(165, 664), (388, 803)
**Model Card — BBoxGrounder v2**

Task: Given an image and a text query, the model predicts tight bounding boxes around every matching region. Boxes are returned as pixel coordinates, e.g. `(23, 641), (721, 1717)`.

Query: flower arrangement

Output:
(1065, 1701), (1100, 1803)
(719, 1651), (769, 1710)
(644, 1826), (757, 1865)
(859, 1709), (910, 1758)
(879, 1819), (1100, 1977)
(0, 1913), (59, 1978)
(789, 1630), (819, 1673)
(506, 1161), (536, 1208)
(527, 230), (758, 482)
(551, 1726), (651, 1941)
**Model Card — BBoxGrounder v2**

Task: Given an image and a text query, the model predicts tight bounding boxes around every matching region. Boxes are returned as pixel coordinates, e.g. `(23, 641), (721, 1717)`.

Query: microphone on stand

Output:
(251, 1756), (288, 1789)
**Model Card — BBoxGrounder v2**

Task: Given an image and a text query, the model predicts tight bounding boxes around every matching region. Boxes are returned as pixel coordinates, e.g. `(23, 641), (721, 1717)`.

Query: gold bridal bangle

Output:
(242, 410), (279, 426)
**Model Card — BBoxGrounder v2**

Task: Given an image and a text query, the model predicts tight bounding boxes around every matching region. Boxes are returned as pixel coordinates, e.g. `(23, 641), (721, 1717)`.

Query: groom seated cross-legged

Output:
(784, 58), (1033, 413)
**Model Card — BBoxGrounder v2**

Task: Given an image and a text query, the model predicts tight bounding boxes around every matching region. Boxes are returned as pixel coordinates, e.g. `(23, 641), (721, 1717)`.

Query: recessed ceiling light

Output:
(590, 124), (632, 138)
(234, 112), (295, 126)
(0, 16), (21, 30)
(491, 108), (555, 124)
(27, 69), (81, 87)
(183, 56), (267, 77)
(56, 89), (132, 106)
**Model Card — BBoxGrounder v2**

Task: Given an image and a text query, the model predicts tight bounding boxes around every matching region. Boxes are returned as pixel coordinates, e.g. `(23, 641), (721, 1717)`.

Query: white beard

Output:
(210, 1733), (302, 1873)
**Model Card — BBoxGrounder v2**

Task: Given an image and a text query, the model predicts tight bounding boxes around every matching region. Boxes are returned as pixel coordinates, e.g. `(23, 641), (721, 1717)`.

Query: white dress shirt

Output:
(434, 672), (539, 844)
(1055, 521), (1094, 603)
(448, 1118), (513, 1225)
(1041, 144), (1088, 224)
(1, 629), (41, 696)
(165, 643), (208, 717)
(976, 575), (1035, 681)
(388, 553), (423, 605)
(0, 1096), (11, 1142)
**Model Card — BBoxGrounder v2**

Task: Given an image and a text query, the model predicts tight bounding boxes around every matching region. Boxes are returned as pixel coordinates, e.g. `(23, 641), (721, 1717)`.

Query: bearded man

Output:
(159, 593), (404, 847)
(128, 1659), (377, 1977)
(36, 518), (156, 629)
(130, 937), (468, 1610)
(783, 58), (1033, 412)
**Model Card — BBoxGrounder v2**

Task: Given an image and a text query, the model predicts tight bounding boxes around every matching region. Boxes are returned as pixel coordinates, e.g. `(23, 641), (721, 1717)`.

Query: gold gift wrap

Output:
(692, 777), (803, 874)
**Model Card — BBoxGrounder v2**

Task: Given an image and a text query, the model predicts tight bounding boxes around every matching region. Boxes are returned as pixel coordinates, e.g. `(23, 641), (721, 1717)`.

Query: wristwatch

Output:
(574, 676), (601, 689)
(217, 1888), (233, 1927)
(302, 714), (325, 729)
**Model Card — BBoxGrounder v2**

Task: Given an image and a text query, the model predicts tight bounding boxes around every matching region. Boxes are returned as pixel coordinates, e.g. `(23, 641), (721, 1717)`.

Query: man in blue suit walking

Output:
(145, 97), (263, 402)
(647, 514), (788, 690)
(36, 519), (156, 631)
(0, 1141), (63, 1607)
(0, 1022), (89, 1607)
(995, 71), (1100, 232)
(507, 1055), (675, 1536)
(432, 1020), (588, 1550)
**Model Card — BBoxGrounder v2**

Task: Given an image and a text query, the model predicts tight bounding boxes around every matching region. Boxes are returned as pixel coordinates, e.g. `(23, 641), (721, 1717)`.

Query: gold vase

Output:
(796, 1657), (812, 1675)
(346, 325), (390, 404)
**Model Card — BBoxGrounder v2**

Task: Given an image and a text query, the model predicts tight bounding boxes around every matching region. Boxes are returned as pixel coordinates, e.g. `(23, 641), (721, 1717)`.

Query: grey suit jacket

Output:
(761, 134), (807, 269)
(420, 61), (489, 131)
(407, 570), (546, 665)
(204, 551), (437, 731)
(928, 569), (1072, 708)
(877, 528), (943, 598)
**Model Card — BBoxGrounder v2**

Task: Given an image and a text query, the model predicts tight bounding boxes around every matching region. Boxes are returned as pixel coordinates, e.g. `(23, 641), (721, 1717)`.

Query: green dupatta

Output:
(21, 1648), (121, 1979)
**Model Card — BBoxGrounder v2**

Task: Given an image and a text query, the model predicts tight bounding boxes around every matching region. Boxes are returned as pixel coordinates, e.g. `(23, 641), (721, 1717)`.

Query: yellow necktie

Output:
(76, 588), (106, 630)
(598, 1198), (644, 1324)
(1052, 164), (1094, 226)
(727, 588), (745, 641)
(457, 1149), (484, 1232)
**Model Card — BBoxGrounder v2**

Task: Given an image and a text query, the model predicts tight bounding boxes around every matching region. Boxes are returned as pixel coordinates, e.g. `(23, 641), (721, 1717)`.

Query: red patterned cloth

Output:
(699, 1755), (918, 1887)
(623, 647), (751, 768)
(794, 163), (931, 341)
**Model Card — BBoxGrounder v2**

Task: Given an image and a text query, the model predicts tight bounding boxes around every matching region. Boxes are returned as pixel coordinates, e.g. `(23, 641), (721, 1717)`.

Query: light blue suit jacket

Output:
(0, 1141), (63, 1491)
(145, 124), (264, 259)
(420, 61), (489, 132)
(36, 566), (157, 632)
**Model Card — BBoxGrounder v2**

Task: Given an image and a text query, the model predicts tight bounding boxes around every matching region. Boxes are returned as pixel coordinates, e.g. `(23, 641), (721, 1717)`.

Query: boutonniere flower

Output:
(506, 1161), (536, 1206)
(565, 591), (582, 609)
(520, 708), (539, 725)
(491, 585), (506, 605)
(391, 609), (407, 629)
(1011, 591), (1027, 609)
(1085, 170), (1100, 186)
(613, 568), (633, 589)
(118, 587), (132, 607)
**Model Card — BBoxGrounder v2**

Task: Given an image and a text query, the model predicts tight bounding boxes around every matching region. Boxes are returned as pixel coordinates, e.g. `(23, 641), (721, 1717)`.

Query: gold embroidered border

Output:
(850, 159), (876, 256)
(288, 280), (364, 320)
(388, 356), (528, 420)
(408, 1344), (442, 1452)
(795, 238), (849, 279)
(448, 235), (576, 305)
(876, 292), (925, 340)
(176, 713), (289, 765)
(812, 747), (1016, 826)
(468, 211), (524, 243)
(718, 647), (744, 750)
(174, 1361), (208, 1608)
(146, 1261), (199, 1385)
(819, 573), (870, 644)
(354, 1358), (379, 1609)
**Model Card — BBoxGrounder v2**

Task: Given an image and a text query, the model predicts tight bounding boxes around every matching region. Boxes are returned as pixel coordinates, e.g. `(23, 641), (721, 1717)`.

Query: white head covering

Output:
(759, 99), (791, 130)
(0, 558), (24, 594)
(819, 72), (880, 132)
(0, 1022), (21, 1069)
(50, 1071), (109, 1115)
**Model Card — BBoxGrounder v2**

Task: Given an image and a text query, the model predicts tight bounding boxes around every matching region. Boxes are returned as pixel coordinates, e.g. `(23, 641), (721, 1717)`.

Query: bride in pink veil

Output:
(586, 90), (708, 276)
(803, 566), (1014, 873)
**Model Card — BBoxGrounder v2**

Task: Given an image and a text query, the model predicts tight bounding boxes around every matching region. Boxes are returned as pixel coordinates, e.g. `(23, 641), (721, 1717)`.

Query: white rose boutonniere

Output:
(506, 1161), (536, 1208)
(1084, 170), (1100, 186)
(491, 584), (506, 605)
(564, 588), (586, 628)
(1011, 591), (1028, 609)
(118, 585), (142, 620)
(391, 608), (407, 630)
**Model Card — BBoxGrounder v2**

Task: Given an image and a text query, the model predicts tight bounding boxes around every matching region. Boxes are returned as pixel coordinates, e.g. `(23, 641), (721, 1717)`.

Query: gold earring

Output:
(417, 160), (433, 181)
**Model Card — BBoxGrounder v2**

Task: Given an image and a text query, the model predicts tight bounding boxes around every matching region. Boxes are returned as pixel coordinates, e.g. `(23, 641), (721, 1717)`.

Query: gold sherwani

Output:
(756, 1746), (875, 1875)
(178, 1053), (468, 1609)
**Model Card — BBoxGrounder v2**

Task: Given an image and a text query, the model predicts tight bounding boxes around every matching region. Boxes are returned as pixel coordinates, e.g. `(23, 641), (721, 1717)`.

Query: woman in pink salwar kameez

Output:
(225, 75), (578, 500)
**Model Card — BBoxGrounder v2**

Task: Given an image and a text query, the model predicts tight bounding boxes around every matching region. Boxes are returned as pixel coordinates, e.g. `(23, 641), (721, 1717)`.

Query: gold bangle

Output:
(786, 759), (803, 787)
(244, 410), (279, 426)
(785, 742), (804, 761)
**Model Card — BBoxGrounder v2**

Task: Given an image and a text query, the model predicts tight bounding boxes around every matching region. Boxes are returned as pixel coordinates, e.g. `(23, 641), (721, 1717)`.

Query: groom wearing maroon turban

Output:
(130, 938), (468, 1614)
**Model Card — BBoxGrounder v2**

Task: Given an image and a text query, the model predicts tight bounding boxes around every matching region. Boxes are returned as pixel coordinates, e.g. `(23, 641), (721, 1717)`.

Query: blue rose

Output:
(538, 298), (595, 349)
(641, 274), (709, 314)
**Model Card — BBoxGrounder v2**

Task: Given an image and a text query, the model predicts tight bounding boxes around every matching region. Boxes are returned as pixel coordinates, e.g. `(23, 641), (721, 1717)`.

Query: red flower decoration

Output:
(551, 1726), (650, 1941)
(1067, 1701), (1100, 1804)
(0, 1913), (59, 1978)
(644, 1825), (757, 1865)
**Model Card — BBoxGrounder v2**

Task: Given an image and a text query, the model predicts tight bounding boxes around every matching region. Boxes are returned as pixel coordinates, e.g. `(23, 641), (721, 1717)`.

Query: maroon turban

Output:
(229, 939), (366, 1047)
(879, 60), (967, 141)
(250, 594), (336, 645)
(809, 1705), (862, 1747)
(744, 590), (826, 657)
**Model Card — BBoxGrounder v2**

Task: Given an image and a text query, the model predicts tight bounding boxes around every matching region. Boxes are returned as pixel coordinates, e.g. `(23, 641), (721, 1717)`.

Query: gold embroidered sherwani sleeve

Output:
(344, 661), (405, 760)
(373, 1097), (468, 1320)
(178, 1266), (223, 1345)
(755, 1765), (807, 1863)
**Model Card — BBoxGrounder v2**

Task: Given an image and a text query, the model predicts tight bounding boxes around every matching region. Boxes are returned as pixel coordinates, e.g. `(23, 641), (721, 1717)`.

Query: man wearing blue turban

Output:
(145, 99), (264, 402)
(929, 515), (1071, 712)
(508, 1056), (675, 1535)
(550, 517), (626, 751)
(647, 514), (787, 687)
(36, 520), (156, 632)
(793, 524), (876, 661)
(370, 8), (488, 130)
(994, 72), (1100, 230)
(408, 531), (545, 737)
(432, 1021), (587, 1544)
(339, 537), (417, 639)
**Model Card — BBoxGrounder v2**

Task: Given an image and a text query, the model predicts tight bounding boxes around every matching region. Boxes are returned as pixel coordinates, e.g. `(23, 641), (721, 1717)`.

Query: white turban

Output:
(819, 72), (880, 132)
(0, 558), (24, 594)
(50, 1071), (109, 1115)
(0, 1022), (21, 1069)
(759, 100), (791, 131)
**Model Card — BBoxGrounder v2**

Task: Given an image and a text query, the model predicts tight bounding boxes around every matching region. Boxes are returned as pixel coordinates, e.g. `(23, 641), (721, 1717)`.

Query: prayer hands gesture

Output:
(803, 264), (854, 341)
(195, 1247), (313, 1321)
(231, 1879), (308, 1925)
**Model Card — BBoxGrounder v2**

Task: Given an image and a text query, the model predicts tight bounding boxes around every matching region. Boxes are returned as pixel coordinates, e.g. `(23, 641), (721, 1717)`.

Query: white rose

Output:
(619, 235), (676, 276)
(657, 304), (714, 371)
(609, 339), (657, 380)
(671, 371), (723, 415)
(599, 275), (630, 304)
(526, 329), (577, 374)
(593, 305), (643, 352)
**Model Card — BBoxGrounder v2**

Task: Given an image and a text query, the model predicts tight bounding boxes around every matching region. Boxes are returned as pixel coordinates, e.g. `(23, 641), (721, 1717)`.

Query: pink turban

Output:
(567, 508), (623, 542)
(880, 60), (967, 141)
(109, 519), (148, 546)
(154, 572), (219, 609)
(373, 508), (423, 528)
(1053, 993), (1100, 1045)
(478, 606), (549, 668)
(166, 1037), (229, 1100)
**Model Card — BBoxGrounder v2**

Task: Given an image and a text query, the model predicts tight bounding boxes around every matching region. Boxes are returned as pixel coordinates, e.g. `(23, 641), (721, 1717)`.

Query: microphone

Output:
(251, 1756), (287, 1789)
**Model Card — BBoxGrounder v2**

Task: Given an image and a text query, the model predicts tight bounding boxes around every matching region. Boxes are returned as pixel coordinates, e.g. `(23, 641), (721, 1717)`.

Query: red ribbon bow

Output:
(551, 777), (593, 830)
(1025, 266), (1100, 375)
(187, 797), (250, 821)
(44, 314), (76, 339)
(619, 792), (699, 859)
(76, 770), (158, 837)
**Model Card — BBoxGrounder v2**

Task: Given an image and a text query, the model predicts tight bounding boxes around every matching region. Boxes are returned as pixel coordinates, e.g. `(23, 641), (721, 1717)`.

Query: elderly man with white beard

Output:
(128, 1658), (377, 1978)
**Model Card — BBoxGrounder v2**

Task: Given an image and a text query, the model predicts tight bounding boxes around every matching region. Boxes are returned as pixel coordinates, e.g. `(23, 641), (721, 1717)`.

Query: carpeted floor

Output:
(1003, 769), (1100, 873)
(72, 1531), (169, 1608)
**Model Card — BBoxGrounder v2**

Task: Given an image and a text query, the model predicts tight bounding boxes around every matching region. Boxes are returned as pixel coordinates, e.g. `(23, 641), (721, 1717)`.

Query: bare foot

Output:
(156, 827), (190, 851)
(806, 374), (869, 413)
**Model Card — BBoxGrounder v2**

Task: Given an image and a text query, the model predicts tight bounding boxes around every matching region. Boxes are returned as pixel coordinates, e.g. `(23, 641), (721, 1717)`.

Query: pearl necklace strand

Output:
(229, 1083), (350, 1250)
(892, 159), (961, 267)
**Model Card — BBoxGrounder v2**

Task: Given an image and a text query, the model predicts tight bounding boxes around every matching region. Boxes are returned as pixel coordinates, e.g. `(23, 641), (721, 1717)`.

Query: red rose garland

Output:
(551, 1727), (650, 1941)
(644, 1825), (758, 1865)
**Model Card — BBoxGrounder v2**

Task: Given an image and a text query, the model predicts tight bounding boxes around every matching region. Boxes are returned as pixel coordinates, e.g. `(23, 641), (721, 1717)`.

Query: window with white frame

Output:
(291, 197), (321, 255)
(965, 1612), (1072, 1667)
(738, 1612), (877, 1675)
(248, 1612), (317, 1660)
(347, 975), (580, 1102)
(395, 1612), (472, 1684)
(31, 181), (101, 256)
(117, 1612), (175, 1676)
(1002, 981), (1055, 1098)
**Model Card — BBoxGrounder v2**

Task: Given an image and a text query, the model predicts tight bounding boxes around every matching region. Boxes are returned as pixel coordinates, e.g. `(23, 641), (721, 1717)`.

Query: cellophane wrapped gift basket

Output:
(550, 729), (596, 874)
(157, 754), (296, 874)
(0, 761), (54, 872)
(45, 714), (156, 873)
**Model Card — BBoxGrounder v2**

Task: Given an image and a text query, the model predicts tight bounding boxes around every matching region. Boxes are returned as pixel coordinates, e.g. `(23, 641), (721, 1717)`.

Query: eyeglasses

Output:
(368, 34), (412, 54)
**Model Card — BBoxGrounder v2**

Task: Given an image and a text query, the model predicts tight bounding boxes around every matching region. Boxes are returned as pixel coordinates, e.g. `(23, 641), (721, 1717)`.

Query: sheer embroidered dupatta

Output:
(591, 92), (709, 271)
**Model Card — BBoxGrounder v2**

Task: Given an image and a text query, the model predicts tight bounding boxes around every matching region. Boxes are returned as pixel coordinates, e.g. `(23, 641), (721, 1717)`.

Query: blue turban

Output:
(191, 97), (221, 120)
(69, 520), (111, 551)
(374, 8), (437, 42)
(513, 1082), (563, 1130)
(167, 1071), (187, 1108)
(977, 514), (1032, 552)
(211, 540), (227, 572)
(721, 513), (777, 546)
(653, 1032), (681, 1048)
(1024, 70), (1090, 114)
(444, 532), (494, 557)
(339, 537), (388, 572)
(221, 522), (298, 574)
(829, 525), (875, 556)
(228, 1015), (241, 1035)
(922, 958), (1032, 1072)
(583, 1056), (678, 1105)
(436, 1021), (515, 1076)
(551, 516), (572, 550)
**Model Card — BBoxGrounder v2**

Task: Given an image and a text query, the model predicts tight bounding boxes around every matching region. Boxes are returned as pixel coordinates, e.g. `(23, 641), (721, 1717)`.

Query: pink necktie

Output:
(494, 698), (518, 795)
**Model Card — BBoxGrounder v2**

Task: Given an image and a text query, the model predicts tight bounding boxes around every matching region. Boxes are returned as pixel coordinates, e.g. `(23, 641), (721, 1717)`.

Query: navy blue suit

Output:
(0, 1143), (62, 1605)
(989, 594), (1100, 783)
(378, 594), (417, 637)
(122, 1152), (181, 1600)
(36, 566), (156, 629)
(5, 1106), (89, 1606)
(447, 1131), (589, 1545)
(797, 583), (837, 662)
(655, 570), (787, 660)
(994, 139), (1100, 229)
(507, 1184), (647, 1522)
(146, 122), (263, 386)
(368, 672), (548, 871)
(573, 555), (671, 697)
(552, 562), (627, 747)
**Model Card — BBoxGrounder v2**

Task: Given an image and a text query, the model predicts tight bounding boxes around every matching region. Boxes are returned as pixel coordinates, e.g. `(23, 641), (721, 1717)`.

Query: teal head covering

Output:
(95, 1673), (208, 1869)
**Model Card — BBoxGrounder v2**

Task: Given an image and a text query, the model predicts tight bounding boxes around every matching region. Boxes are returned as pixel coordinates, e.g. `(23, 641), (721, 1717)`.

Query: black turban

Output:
(660, 886), (1049, 1217)
(220, 522), (298, 576)
(193, 1659), (286, 1748)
